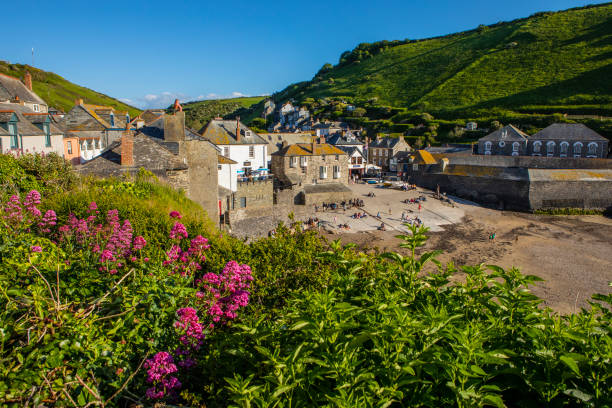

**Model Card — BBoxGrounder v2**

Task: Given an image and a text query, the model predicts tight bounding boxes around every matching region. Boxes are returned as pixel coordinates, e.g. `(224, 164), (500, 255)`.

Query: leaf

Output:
(483, 394), (506, 408)
(272, 384), (296, 398)
(563, 388), (592, 402)
(290, 321), (311, 331)
(559, 355), (581, 376)
(471, 365), (487, 376)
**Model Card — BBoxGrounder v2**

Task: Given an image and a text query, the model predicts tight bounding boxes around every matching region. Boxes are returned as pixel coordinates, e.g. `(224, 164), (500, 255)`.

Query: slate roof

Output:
(0, 103), (63, 136)
(261, 132), (313, 155)
(79, 133), (188, 176)
(532, 123), (608, 141)
(338, 146), (364, 157)
(81, 104), (127, 129)
(272, 143), (347, 157)
(479, 125), (529, 142)
(200, 119), (267, 145)
(369, 137), (402, 149)
(327, 133), (362, 146)
(0, 73), (46, 105)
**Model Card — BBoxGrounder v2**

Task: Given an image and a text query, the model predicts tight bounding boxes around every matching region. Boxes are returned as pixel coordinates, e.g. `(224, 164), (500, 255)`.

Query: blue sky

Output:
(3, 0), (606, 108)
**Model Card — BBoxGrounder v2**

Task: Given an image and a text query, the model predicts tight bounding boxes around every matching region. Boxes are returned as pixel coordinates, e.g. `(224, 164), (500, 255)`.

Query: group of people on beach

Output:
(315, 199), (363, 213)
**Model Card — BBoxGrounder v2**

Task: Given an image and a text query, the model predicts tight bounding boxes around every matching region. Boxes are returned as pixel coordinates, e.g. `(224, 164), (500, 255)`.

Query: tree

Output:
(491, 120), (502, 130)
(353, 107), (367, 117)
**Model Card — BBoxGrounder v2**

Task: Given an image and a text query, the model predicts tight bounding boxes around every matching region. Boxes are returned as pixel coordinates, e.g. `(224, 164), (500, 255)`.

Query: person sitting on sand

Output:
(379, 222), (386, 231)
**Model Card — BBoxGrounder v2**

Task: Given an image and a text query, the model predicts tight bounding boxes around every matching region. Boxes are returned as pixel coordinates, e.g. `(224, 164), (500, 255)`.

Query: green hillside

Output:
(0, 61), (140, 117)
(276, 3), (612, 117)
(179, 96), (266, 129)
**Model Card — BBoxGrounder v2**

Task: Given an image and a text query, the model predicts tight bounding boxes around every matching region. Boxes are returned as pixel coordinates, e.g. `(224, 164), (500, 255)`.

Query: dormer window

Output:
(245, 131), (251, 138)
(110, 113), (115, 127)
(33, 104), (40, 112)
(44, 123), (51, 147)
(8, 122), (18, 148)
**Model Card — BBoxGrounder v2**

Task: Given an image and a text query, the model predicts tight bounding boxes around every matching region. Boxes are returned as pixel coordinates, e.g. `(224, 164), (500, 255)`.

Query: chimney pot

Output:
(121, 130), (134, 167)
(23, 72), (32, 91)
(236, 116), (241, 142)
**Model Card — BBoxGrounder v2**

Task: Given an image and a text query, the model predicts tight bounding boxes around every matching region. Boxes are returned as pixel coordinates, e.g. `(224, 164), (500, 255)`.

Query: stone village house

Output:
(0, 72), (47, 113)
(478, 123), (609, 158)
(271, 138), (352, 205)
(368, 136), (411, 171)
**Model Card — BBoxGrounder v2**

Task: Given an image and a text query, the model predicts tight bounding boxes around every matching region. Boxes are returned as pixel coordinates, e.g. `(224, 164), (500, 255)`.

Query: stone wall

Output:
(233, 179), (274, 209)
(182, 139), (219, 223)
(528, 169), (612, 210)
(449, 155), (612, 169)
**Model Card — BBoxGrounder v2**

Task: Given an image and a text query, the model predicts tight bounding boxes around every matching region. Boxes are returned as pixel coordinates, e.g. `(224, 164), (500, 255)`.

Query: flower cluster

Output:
(170, 222), (188, 240)
(144, 352), (181, 400)
(174, 307), (205, 368)
(169, 210), (182, 219)
(164, 235), (210, 276)
(2, 190), (56, 234)
(198, 261), (253, 326)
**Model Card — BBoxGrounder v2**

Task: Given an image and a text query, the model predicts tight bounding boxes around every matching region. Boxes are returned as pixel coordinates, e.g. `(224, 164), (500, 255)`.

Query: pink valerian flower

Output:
(169, 222), (188, 240)
(88, 201), (98, 212)
(144, 352), (181, 400)
(169, 210), (182, 219)
(2, 195), (24, 225)
(163, 235), (210, 276)
(197, 261), (253, 326)
(30, 245), (42, 253)
(100, 249), (115, 262)
(133, 235), (147, 250)
(23, 190), (41, 208)
(174, 307), (205, 351)
(37, 209), (57, 233)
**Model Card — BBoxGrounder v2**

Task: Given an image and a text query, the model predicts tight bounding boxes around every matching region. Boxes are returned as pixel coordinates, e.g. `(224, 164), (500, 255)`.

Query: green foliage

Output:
(0, 62), (139, 116)
(197, 226), (612, 407)
(0, 153), (76, 199)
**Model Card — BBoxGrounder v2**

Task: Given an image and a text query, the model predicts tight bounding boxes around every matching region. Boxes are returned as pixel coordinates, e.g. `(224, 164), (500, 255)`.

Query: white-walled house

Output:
(0, 103), (63, 156)
(218, 155), (238, 192)
(200, 118), (269, 177)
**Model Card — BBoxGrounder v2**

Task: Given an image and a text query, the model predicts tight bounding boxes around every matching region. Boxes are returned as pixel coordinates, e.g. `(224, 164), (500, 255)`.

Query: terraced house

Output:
(61, 99), (130, 162)
(0, 103), (63, 155)
(368, 136), (411, 171)
(528, 124), (608, 158)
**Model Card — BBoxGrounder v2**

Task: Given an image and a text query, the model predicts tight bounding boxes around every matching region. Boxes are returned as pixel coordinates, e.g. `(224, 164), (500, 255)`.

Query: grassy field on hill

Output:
(276, 3), (612, 117)
(0, 61), (140, 117)
(180, 96), (265, 130)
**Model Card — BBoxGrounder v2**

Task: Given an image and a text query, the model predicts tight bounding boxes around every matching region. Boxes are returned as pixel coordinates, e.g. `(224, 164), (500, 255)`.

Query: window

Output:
(335, 155), (339, 160)
(546, 141), (555, 157)
(95, 139), (100, 149)
(319, 166), (327, 179)
(499, 140), (505, 148)
(8, 122), (18, 148)
(249, 145), (254, 158)
(559, 142), (569, 157)
(33, 104), (39, 112)
(333, 165), (340, 179)
(223, 147), (229, 157)
(290, 157), (297, 168)
(44, 123), (51, 147)
(243, 161), (251, 167)
(532, 141), (542, 154)
(351, 157), (356, 164)
(110, 113), (115, 127)
(217, 164), (222, 170)
(484, 141), (492, 155)
(126, 114), (130, 124)
(300, 156), (307, 167)
(512, 142), (519, 156)
(357, 157), (362, 164)
(573, 142), (583, 157)
(587, 142), (598, 157)
(413, 164), (419, 171)
(81, 141), (87, 151)
(239, 197), (247, 208)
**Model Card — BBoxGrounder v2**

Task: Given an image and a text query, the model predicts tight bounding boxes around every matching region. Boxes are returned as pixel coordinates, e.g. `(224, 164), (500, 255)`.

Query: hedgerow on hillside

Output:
(0, 153), (610, 407)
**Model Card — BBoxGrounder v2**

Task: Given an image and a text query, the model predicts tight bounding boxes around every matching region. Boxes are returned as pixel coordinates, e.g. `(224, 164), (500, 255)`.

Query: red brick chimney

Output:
(236, 116), (241, 142)
(24, 72), (32, 91)
(121, 130), (134, 166)
(75, 98), (83, 106)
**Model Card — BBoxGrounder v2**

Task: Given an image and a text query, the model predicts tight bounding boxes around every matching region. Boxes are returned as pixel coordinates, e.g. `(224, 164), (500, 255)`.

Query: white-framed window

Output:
(587, 142), (598, 157)
(87, 140), (94, 150)
(484, 141), (492, 153)
(413, 164), (419, 170)
(512, 142), (519, 152)
(319, 166), (327, 179)
(333, 165), (340, 179)
(290, 157), (297, 168)
(573, 142), (583, 157)
(300, 156), (307, 167)
(559, 142), (569, 157)
(9, 122), (18, 148)
(532, 141), (542, 154)
(218, 164), (222, 170)
(546, 141), (555, 156)
(110, 113), (115, 127)
(499, 140), (505, 148)
(223, 146), (229, 157)
(67, 141), (73, 154)
(33, 104), (40, 112)
(81, 141), (87, 151)
(249, 145), (254, 158)
(95, 139), (100, 149)
(335, 155), (339, 160)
